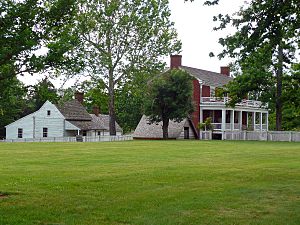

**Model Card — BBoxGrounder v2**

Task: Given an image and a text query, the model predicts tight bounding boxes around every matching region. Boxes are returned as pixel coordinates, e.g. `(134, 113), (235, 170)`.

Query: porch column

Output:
(266, 112), (269, 131)
(231, 110), (235, 130)
(221, 109), (226, 131)
(239, 110), (243, 130)
(246, 112), (249, 129)
(200, 109), (203, 123)
(260, 112), (263, 131)
(77, 130), (80, 135)
(253, 112), (256, 131)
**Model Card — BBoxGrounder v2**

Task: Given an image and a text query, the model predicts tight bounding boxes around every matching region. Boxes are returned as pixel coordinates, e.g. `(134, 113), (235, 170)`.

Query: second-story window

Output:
(47, 110), (51, 116)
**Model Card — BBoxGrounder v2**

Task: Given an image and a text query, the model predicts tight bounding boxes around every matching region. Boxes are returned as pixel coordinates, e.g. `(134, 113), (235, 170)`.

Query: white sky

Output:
(165, 0), (245, 71)
(19, 0), (246, 88)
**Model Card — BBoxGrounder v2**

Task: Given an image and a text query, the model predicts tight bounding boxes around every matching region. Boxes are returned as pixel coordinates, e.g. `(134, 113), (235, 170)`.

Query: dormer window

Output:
(47, 110), (51, 116)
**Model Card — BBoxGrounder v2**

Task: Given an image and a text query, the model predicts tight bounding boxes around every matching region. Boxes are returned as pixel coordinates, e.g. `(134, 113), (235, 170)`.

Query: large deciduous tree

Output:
(0, 0), (78, 128)
(0, 0), (77, 81)
(144, 69), (194, 139)
(73, 0), (181, 135)
(207, 0), (299, 130)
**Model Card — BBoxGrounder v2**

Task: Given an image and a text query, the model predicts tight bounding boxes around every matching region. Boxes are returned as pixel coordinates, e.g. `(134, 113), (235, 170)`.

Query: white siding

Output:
(5, 101), (65, 139)
(65, 121), (79, 130)
(6, 116), (35, 139)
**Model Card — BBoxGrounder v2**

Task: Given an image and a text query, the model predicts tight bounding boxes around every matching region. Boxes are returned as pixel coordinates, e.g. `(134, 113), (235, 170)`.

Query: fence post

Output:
(289, 132), (292, 142)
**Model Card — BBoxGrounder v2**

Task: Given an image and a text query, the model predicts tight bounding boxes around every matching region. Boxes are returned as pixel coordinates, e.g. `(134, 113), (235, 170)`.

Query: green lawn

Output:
(0, 141), (299, 225)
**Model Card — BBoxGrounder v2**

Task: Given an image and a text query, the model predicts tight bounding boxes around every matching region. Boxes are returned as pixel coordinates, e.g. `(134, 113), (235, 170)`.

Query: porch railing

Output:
(200, 97), (268, 109)
(200, 131), (300, 142)
(210, 123), (267, 131)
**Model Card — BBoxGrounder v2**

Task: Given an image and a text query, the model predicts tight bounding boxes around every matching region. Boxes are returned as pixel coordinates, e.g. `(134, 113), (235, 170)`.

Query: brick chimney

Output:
(92, 106), (100, 116)
(220, 66), (230, 76)
(75, 92), (84, 104)
(170, 55), (182, 69)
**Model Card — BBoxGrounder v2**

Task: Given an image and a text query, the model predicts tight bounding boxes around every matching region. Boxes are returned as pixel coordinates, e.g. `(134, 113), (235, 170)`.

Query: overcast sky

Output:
(165, 0), (245, 72)
(19, 0), (246, 87)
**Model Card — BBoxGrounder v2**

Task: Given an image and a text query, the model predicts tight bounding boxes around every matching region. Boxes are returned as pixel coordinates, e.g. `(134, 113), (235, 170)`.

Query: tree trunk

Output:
(162, 116), (169, 139)
(276, 43), (283, 131)
(108, 69), (117, 136)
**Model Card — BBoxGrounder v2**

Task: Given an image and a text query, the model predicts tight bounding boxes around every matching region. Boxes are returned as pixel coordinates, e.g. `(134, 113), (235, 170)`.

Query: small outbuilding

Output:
(133, 115), (198, 140)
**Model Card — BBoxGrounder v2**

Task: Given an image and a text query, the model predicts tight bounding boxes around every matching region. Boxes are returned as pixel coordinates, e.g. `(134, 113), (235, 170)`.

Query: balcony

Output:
(200, 97), (268, 109)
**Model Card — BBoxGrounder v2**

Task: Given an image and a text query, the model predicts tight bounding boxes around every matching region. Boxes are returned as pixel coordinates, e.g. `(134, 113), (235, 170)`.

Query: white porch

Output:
(200, 109), (269, 132)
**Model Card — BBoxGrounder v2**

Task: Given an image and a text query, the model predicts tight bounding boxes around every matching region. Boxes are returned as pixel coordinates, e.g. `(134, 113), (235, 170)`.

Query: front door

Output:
(184, 127), (189, 139)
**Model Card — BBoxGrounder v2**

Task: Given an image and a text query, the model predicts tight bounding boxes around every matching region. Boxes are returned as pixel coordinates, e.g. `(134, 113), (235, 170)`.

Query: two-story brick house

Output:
(133, 55), (268, 140)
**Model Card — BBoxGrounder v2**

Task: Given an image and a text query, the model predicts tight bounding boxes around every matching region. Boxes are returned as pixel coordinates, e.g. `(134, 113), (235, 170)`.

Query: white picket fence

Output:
(0, 135), (133, 143)
(200, 131), (300, 142)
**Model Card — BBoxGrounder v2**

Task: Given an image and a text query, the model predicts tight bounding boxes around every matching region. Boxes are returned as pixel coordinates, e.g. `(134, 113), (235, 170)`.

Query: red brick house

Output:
(133, 55), (268, 140)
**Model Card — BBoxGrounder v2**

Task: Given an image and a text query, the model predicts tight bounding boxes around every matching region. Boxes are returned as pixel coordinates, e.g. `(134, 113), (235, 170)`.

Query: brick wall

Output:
(202, 85), (210, 97)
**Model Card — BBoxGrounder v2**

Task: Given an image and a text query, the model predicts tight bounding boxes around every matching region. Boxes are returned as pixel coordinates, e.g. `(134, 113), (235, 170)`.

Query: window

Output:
(82, 130), (87, 136)
(43, 128), (48, 137)
(18, 128), (23, 138)
(47, 110), (51, 116)
(97, 131), (101, 136)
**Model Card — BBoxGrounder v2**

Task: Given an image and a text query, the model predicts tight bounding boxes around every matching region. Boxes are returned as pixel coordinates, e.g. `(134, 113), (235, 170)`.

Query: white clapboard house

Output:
(5, 93), (122, 140)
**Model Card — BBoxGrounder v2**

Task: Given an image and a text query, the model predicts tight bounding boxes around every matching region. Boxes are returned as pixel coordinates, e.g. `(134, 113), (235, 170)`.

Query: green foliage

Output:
(0, 78), (27, 139)
(115, 71), (154, 134)
(185, 0), (219, 5)
(281, 64), (300, 131)
(77, 80), (109, 115)
(0, 0), (78, 81)
(209, 0), (300, 130)
(70, 0), (181, 135)
(0, 0), (78, 138)
(144, 69), (194, 139)
(198, 117), (213, 131)
(77, 69), (159, 134)
(26, 78), (60, 112)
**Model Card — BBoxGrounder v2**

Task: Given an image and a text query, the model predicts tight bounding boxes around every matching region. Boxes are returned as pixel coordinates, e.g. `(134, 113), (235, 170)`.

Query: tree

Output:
(115, 70), (155, 133)
(1, 0), (77, 130)
(77, 79), (109, 114)
(208, 0), (299, 130)
(281, 64), (300, 131)
(0, 0), (77, 83)
(144, 69), (194, 139)
(26, 78), (60, 112)
(72, 0), (181, 135)
(0, 78), (27, 139)
(77, 69), (158, 134)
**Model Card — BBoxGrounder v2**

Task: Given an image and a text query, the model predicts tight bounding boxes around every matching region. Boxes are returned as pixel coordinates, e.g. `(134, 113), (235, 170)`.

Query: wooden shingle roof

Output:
(133, 115), (191, 139)
(56, 99), (92, 121)
(180, 66), (233, 87)
(89, 114), (122, 132)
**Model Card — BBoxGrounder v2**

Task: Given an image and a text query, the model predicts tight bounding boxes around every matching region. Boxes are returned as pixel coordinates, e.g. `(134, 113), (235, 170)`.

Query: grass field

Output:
(0, 140), (299, 225)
